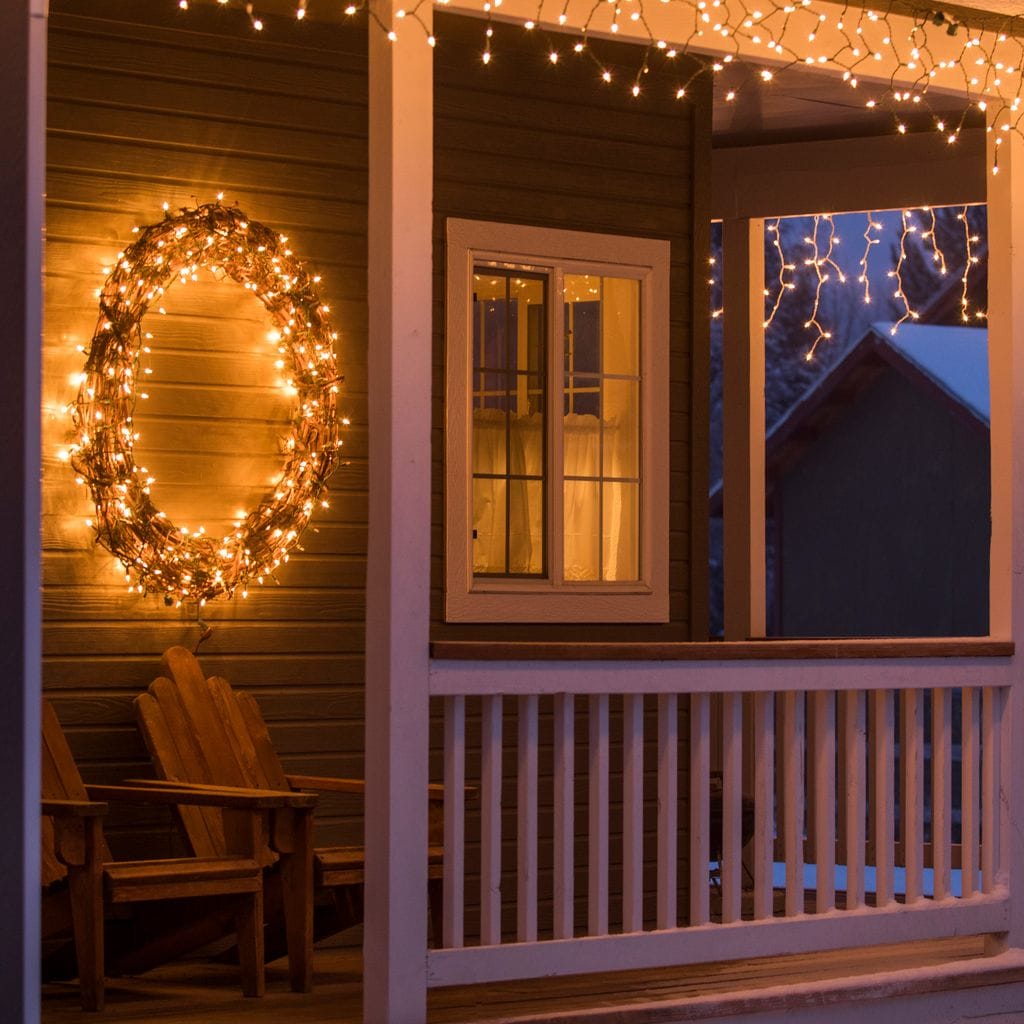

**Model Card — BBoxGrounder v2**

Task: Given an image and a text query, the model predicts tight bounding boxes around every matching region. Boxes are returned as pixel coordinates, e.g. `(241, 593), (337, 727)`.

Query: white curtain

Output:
(474, 408), (636, 581)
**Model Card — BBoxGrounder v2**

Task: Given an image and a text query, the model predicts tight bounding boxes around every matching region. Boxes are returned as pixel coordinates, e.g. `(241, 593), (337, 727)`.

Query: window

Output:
(445, 219), (670, 623)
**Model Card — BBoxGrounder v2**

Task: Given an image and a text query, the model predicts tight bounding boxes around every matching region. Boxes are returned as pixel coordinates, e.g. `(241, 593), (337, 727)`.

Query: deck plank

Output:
(41, 935), (1009, 1024)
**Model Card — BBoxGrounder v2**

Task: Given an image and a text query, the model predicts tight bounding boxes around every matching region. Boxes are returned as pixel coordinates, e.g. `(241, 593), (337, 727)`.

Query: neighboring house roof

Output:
(877, 322), (989, 423)
(709, 321), (989, 514)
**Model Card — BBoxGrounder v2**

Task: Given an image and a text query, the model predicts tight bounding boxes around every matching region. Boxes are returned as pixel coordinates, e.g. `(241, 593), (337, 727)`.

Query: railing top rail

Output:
(429, 648), (1016, 696)
(432, 638), (1013, 662)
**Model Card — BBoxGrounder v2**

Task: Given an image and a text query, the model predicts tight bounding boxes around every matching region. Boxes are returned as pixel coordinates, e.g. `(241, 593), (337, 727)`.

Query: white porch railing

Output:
(427, 680), (1010, 987)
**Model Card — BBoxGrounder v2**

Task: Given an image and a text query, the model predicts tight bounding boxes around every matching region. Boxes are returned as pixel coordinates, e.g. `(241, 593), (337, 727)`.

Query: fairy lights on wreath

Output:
(65, 200), (346, 607)
(177, 0), (1024, 163)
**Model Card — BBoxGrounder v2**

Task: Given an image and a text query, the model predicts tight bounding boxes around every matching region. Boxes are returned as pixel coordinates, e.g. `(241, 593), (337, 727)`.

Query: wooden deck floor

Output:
(41, 934), (1022, 1024)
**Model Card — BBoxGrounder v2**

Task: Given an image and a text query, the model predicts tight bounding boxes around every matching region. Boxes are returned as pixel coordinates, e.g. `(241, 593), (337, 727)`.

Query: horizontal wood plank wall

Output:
(43, 0), (368, 863)
(430, 13), (712, 643)
(429, 18), (712, 938)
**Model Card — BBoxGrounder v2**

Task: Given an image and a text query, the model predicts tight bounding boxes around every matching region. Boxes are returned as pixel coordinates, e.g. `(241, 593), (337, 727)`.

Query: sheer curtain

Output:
(472, 409), (543, 574)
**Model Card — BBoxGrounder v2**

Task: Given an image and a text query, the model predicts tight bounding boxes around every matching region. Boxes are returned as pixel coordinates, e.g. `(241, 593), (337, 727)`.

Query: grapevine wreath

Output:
(69, 201), (345, 606)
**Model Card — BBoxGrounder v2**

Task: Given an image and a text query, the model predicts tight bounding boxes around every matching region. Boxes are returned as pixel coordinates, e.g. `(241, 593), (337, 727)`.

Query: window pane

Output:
(474, 477), (507, 574)
(472, 267), (546, 578)
(603, 378), (639, 480)
(473, 406), (508, 476)
(564, 479), (600, 581)
(564, 412), (600, 479)
(510, 479), (544, 575)
(603, 481), (639, 581)
(602, 277), (640, 376)
(564, 274), (642, 583)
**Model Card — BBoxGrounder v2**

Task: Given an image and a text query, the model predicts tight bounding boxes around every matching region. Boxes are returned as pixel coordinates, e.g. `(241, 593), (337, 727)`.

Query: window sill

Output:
(430, 637), (1014, 661)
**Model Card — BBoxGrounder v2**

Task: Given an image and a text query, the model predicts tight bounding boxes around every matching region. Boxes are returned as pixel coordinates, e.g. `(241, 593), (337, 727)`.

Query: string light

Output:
(958, 204), (987, 322)
(751, 205), (986, 355)
(763, 217), (795, 328)
(802, 214), (844, 360)
(882, 210), (917, 333)
(183, 0), (1024, 164)
(68, 201), (346, 606)
(858, 212), (882, 305)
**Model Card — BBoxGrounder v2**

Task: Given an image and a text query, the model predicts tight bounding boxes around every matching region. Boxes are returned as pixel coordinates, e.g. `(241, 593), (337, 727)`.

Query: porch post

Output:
(722, 217), (766, 640)
(987, 125), (1024, 949)
(364, 2), (434, 1022)
(0, 0), (44, 1020)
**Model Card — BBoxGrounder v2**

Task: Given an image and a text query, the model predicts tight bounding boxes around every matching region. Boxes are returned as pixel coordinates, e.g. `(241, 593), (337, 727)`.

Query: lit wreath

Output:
(68, 201), (345, 606)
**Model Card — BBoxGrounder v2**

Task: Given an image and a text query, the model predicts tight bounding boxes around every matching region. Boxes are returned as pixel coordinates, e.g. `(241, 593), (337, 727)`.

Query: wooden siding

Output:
(430, 13), (712, 642)
(42, 0), (368, 861)
(427, 20), (712, 939)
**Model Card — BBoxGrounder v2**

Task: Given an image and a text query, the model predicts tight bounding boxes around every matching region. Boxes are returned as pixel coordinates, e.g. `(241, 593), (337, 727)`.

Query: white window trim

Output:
(445, 217), (670, 623)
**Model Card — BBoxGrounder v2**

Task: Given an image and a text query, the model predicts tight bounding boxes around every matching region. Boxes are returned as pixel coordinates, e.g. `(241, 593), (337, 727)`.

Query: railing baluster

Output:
(480, 694), (503, 946)
(982, 687), (1001, 894)
(873, 689), (895, 908)
(722, 691), (743, 923)
(931, 687), (953, 901)
(962, 687), (980, 898)
(752, 691), (774, 920)
(656, 693), (678, 930)
(783, 691), (805, 917)
(812, 691), (836, 914)
(843, 690), (867, 910)
(623, 694), (645, 933)
(588, 693), (610, 936)
(443, 695), (465, 948)
(690, 692), (711, 926)
(902, 689), (925, 904)
(553, 693), (575, 940)
(517, 695), (539, 942)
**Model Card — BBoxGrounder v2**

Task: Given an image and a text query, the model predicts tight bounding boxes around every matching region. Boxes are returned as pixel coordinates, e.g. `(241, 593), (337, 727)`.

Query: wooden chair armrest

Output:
(283, 774), (472, 804)
(88, 783), (317, 811)
(41, 798), (107, 818)
(284, 773), (366, 795)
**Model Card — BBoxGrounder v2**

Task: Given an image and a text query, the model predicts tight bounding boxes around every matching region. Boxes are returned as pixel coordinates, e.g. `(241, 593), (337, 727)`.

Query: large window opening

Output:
(709, 204), (990, 640)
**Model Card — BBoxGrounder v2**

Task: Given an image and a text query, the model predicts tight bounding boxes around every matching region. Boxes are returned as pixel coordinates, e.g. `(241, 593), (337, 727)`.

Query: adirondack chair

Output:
(133, 646), (444, 992)
(41, 699), (314, 1010)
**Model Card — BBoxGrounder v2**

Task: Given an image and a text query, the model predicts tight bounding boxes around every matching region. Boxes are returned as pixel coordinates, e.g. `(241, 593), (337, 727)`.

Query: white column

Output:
(722, 218), (766, 640)
(364, 2), (433, 1020)
(986, 123), (1024, 950)
(0, 1), (44, 1021)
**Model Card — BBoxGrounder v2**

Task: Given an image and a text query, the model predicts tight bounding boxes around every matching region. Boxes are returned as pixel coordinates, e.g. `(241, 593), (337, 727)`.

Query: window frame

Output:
(445, 218), (670, 623)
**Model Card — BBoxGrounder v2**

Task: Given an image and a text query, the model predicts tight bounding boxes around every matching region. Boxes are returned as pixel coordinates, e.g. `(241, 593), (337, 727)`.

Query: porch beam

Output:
(722, 218), (766, 641)
(0, 1), (44, 1021)
(712, 131), (986, 221)
(364, 0), (434, 1019)
(438, 0), (976, 94)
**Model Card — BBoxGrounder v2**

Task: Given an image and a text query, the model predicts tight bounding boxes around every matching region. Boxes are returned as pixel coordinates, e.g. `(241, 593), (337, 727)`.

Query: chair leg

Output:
(427, 877), (443, 948)
(65, 820), (104, 1012)
(278, 811), (314, 993)
(235, 889), (265, 998)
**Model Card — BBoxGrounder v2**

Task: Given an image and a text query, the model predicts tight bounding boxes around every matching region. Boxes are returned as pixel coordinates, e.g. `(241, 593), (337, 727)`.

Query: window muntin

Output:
(446, 219), (669, 623)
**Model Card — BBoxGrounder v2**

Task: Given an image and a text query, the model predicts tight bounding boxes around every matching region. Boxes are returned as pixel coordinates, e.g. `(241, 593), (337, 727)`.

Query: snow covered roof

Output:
(871, 322), (989, 424)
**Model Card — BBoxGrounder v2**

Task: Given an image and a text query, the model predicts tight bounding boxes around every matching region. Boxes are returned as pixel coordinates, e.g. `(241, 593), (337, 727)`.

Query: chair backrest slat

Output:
(233, 689), (290, 792)
(134, 683), (226, 859)
(161, 647), (250, 790)
(207, 676), (282, 790)
(40, 700), (112, 878)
